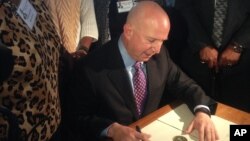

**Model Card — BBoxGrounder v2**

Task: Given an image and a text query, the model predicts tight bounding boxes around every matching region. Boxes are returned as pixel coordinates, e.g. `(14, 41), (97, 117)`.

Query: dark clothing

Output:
(180, 0), (250, 112)
(92, 0), (111, 49)
(69, 38), (217, 141)
(163, 0), (189, 66)
(182, 0), (250, 53)
(0, 45), (14, 83)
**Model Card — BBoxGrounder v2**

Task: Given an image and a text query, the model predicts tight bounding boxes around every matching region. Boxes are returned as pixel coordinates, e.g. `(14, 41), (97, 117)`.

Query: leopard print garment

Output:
(0, 0), (61, 140)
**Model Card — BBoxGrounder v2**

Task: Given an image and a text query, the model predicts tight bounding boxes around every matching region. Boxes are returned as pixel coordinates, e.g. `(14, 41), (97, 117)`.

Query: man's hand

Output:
(108, 122), (151, 141)
(71, 49), (88, 59)
(218, 46), (241, 67)
(199, 46), (219, 69)
(71, 36), (94, 59)
(185, 112), (219, 141)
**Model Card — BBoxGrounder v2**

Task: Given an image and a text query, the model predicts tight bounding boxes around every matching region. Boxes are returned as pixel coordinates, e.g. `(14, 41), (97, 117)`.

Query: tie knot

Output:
(134, 62), (142, 70)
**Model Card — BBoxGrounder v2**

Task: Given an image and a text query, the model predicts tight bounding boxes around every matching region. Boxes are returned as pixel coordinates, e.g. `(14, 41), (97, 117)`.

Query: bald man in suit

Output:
(70, 1), (219, 141)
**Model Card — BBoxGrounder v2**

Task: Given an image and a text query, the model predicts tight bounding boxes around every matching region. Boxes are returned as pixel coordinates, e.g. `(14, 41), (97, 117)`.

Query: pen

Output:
(136, 125), (145, 141)
(136, 125), (141, 133)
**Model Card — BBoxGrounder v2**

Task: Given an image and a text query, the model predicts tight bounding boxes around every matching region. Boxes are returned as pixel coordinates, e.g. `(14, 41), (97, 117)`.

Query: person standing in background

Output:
(0, 0), (63, 140)
(44, 1), (99, 140)
(179, 0), (250, 112)
(45, 0), (98, 57)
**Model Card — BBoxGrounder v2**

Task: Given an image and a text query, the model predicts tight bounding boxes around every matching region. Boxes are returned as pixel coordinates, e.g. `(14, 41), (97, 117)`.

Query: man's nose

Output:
(152, 41), (163, 54)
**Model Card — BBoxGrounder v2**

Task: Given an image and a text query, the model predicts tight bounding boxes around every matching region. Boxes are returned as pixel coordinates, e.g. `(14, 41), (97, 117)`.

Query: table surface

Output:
(102, 101), (250, 141)
(130, 101), (250, 128)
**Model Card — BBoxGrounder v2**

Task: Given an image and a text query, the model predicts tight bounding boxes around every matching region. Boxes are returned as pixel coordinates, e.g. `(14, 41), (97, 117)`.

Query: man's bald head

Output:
(126, 1), (170, 30)
(122, 1), (171, 62)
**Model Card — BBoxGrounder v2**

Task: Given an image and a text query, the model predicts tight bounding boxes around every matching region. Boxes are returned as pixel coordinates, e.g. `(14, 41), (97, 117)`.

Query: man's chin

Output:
(141, 56), (152, 61)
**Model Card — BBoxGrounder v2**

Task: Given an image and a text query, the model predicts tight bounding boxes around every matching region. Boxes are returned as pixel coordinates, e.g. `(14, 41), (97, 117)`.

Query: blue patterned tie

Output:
(133, 62), (147, 116)
(212, 0), (228, 47)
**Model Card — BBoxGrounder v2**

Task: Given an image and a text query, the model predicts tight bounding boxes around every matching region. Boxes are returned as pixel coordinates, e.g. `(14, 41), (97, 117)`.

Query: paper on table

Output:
(142, 104), (236, 141)
(142, 120), (198, 141)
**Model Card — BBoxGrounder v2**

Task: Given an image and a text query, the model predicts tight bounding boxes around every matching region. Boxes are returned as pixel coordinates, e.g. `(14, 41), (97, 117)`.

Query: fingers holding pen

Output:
(135, 126), (151, 141)
(108, 123), (151, 141)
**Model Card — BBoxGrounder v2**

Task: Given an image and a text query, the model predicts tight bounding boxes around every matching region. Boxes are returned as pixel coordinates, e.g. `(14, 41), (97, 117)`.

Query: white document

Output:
(142, 120), (198, 141)
(142, 104), (236, 141)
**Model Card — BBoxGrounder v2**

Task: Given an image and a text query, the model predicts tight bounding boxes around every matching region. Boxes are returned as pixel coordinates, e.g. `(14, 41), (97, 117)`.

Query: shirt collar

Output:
(118, 37), (136, 68)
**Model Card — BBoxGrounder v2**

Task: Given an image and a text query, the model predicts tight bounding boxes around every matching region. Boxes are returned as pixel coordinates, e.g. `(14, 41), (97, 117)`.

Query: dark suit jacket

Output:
(179, 0), (250, 112)
(69, 38), (216, 140)
(181, 0), (250, 53)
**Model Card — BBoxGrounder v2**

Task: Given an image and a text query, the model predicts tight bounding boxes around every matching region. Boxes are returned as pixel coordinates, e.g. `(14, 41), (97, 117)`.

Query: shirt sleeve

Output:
(80, 0), (99, 42)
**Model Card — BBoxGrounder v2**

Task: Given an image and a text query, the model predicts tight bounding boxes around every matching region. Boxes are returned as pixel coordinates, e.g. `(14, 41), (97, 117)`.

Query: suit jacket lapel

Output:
(142, 57), (161, 116)
(106, 42), (139, 119)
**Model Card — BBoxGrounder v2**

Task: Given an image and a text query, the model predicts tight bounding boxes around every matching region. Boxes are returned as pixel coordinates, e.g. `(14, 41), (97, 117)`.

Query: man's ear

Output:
(123, 23), (133, 39)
